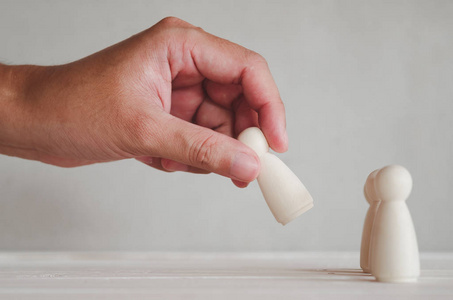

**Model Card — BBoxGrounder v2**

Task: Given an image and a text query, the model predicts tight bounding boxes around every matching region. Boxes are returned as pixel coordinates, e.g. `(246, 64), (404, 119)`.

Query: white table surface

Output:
(0, 252), (452, 300)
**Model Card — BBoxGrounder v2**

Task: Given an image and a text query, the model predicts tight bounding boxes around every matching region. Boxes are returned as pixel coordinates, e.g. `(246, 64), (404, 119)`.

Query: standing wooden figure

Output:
(370, 165), (420, 282)
(360, 169), (381, 273)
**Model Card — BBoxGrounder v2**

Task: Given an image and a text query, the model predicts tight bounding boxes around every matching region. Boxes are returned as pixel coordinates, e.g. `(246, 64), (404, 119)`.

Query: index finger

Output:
(187, 29), (288, 152)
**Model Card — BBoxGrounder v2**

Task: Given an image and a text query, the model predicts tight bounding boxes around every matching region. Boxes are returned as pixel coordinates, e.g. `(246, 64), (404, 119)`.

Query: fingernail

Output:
(230, 152), (260, 182)
(237, 181), (249, 188)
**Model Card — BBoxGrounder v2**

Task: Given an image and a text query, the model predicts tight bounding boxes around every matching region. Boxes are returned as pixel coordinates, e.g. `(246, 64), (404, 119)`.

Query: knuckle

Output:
(247, 51), (268, 67)
(181, 26), (204, 41)
(158, 16), (183, 27)
(188, 133), (219, 168)
(194, 26), (205, 33)
(152, 17), (201, 44)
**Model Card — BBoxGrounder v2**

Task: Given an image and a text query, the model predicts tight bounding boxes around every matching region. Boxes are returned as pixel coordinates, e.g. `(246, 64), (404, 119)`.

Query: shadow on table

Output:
(304, 268), (371, 276)
(296, 268), (376, 282)
(190, 265), (375, 283)
(171, 267), (376, 283)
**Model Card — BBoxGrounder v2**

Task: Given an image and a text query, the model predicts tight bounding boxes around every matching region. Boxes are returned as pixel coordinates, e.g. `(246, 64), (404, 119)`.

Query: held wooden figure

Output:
(238, 127), (313, 225)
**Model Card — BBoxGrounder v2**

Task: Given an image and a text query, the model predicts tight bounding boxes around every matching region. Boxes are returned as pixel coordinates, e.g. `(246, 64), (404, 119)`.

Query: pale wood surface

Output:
(0, 252), (452, 299)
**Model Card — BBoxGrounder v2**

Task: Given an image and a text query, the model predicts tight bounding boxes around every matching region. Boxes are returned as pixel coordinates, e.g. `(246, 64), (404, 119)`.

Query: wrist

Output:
(0, 64), (40, 150)
(0, 64), (17, 104)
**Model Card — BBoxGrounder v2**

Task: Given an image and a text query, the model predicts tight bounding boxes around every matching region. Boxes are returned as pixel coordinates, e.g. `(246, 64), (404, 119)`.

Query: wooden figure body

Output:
(360, 169), (381, 273)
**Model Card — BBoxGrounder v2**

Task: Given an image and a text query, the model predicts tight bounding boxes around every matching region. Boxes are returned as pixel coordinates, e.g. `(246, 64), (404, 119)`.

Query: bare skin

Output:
(0, 17), (287, 188)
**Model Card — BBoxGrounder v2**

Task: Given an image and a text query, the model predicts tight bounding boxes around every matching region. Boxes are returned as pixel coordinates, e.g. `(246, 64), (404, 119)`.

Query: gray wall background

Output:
(0, 0), (452, 251)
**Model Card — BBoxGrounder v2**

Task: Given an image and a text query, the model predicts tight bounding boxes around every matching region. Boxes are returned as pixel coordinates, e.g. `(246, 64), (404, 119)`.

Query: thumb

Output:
(151, 114), (260, 182)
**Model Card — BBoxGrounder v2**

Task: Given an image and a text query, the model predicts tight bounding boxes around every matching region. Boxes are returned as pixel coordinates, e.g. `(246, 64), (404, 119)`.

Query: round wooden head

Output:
(237, 127), (269, 157)
(364, 169), (380, 204)
(375, 165), (412, 203)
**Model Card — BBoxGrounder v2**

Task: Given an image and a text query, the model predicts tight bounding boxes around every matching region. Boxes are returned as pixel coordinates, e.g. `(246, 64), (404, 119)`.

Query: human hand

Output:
(0, 17), (287, 187)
